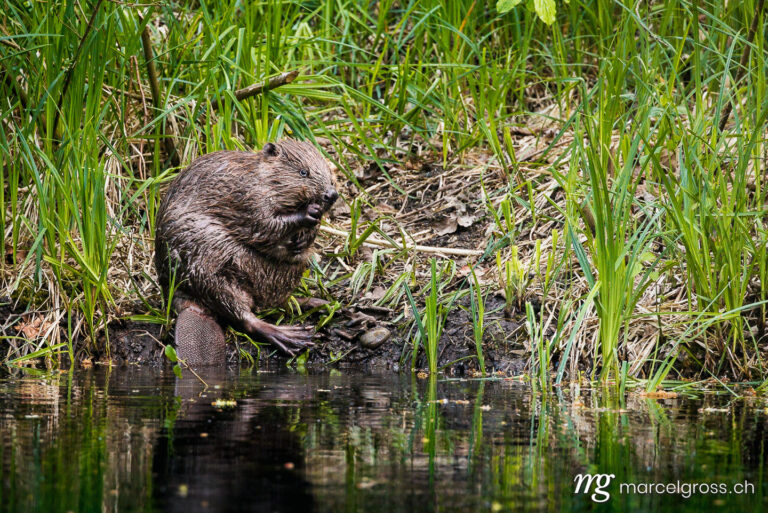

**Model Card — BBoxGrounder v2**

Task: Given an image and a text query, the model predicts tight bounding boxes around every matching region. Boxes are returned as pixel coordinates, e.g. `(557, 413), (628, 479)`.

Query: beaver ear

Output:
(263, 142), (281, 158)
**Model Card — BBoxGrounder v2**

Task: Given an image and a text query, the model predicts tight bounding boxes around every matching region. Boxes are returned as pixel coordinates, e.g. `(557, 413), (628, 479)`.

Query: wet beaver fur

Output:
(154, 140), (338, 363)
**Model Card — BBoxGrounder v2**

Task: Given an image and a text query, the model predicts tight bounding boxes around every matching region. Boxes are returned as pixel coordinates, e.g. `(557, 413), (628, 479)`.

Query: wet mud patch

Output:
(103, 320), (165, 365)
(96, 292), (530, 374)
(281, 294), (528, 376)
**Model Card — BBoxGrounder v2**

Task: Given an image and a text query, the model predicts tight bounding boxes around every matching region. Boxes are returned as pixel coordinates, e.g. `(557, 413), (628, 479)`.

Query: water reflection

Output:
(0, 367), (765, 512)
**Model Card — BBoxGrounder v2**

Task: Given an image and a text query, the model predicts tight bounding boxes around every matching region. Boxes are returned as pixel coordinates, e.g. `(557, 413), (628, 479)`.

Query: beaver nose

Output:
(323, 188), (339, 205)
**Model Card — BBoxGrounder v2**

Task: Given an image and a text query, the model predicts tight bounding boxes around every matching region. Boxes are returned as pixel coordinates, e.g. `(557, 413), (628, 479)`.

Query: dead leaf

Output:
(354, 163), (378, 181)
(443, 196), (467, 213)
(330, 200), (350, 219)
(527, 103), (563, 134)
(457, 215), (475, 228)
(15, 316), (53, 340)
(375, 202), (398, 215)
(362, 286), (386, 302)
(434, 216), (458, 236)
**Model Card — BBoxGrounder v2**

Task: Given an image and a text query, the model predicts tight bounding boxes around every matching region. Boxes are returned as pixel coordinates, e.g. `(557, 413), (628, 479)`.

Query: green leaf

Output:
(173, 364), (183, 379)
(534, 0), (556, 24)
(497, 0), (523, 13)
(165, 344), (178, 363)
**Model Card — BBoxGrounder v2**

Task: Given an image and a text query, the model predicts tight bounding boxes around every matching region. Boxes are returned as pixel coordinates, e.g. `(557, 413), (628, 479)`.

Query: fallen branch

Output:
(139, 12), (180, 167)
(210, 70), (299, 111)
(0, 31), (28, 112)
(320, 225), (483, 257)
(0, 70), (28, 111)
(718, 0), (765, 132)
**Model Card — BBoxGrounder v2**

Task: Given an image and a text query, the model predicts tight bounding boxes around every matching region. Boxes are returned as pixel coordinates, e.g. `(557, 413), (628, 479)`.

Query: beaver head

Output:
(254, 139), (338, 262)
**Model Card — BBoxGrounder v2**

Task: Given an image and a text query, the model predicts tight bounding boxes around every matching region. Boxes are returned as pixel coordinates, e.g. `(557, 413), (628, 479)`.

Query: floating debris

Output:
(211, 399), (237, 408)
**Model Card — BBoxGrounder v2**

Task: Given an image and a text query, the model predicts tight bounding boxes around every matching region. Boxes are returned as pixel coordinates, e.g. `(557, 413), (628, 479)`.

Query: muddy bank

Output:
(3, 294), (528, 375)
(109, 295), (528, 375)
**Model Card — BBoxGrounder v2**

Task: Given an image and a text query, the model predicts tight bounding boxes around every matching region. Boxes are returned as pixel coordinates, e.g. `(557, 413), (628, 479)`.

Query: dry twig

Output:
(320, 225), (483, 257)
(139, 12), (180, 167)
(718, 0), (765, 132)
(210, 70), (299, 110)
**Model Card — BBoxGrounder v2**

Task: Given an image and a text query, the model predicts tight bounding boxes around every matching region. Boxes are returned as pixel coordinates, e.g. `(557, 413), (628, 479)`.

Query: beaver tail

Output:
(174, 301), (227, 367)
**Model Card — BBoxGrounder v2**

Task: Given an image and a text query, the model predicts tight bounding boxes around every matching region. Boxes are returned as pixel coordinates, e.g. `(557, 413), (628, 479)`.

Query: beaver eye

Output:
(299, 169), (309, 177)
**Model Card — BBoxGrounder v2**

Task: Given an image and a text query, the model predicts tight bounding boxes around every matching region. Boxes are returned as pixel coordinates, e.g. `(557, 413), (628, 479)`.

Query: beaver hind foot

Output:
(175, 304), (227, 366)
(243, 317), (315, 356)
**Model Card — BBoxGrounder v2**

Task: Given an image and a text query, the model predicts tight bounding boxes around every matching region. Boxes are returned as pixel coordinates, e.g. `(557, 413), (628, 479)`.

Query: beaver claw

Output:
(296, 204), (323, 227)
(294, 296), (329, 310)
(307, 203), (323, 220)
(280, 208), (321, 228)
(264, 324), (315, 355)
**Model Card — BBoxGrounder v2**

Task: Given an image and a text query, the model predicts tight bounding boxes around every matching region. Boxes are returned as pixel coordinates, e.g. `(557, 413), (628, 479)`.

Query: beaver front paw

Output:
(296, 203), (323, 227)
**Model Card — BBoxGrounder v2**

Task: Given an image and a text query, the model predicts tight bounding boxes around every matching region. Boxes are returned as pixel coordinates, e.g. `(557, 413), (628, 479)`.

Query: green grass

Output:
(467, 265), (487, 376)
(1, 0), (767, 385)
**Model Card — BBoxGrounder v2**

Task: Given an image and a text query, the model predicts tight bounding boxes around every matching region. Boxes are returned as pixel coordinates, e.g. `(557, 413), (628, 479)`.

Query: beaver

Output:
(154, 140), (338, 364)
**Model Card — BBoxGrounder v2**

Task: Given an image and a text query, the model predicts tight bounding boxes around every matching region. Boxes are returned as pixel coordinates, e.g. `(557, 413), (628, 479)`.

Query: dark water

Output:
(0, 367), (766, 512)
